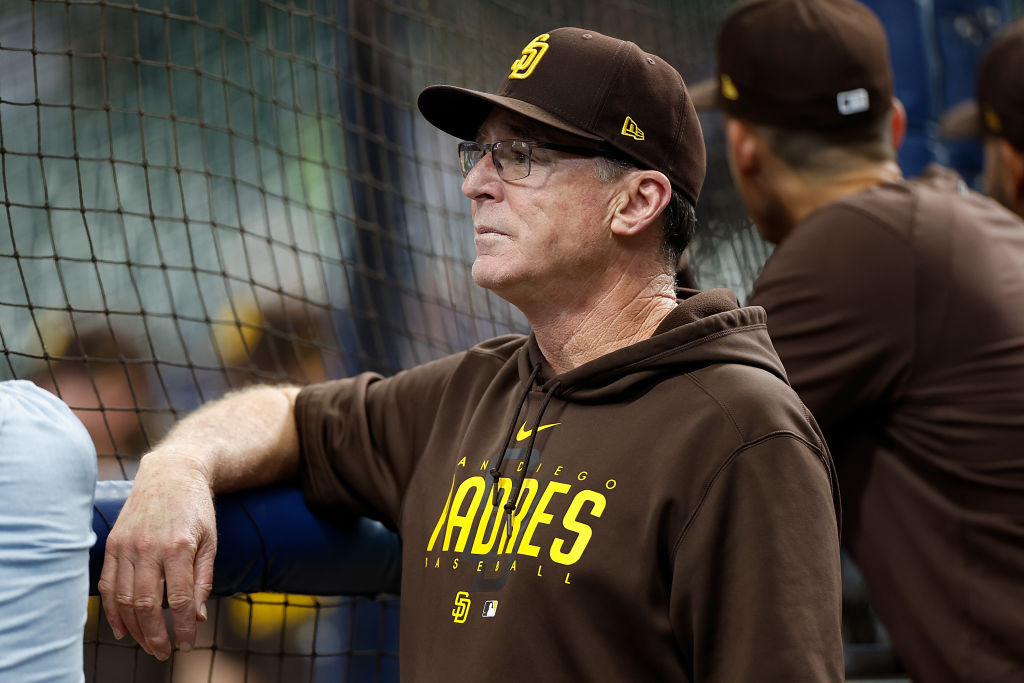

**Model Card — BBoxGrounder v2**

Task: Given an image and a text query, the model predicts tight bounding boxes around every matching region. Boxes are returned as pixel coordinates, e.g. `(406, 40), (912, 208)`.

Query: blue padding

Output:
(90, 480), (402, 596)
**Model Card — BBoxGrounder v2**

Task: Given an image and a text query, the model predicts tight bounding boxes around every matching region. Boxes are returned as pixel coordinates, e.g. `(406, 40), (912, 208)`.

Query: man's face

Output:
(722, 117), (792, 245)
(461, 109), (622, 307)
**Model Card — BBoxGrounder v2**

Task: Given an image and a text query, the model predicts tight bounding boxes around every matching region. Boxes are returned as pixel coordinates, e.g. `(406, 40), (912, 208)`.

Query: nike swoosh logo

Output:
(515, 421), (560, 442)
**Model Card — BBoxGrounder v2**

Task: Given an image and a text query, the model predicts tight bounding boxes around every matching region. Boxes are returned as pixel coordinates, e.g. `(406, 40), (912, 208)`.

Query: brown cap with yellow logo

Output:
(417, 27), (706, 205)
(941, 18), (1024, 152)
(689, 0), (893, 130)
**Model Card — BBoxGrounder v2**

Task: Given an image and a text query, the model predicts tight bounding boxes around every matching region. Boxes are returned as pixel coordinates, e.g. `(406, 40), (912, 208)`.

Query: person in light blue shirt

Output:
(0, 380), (97, 683)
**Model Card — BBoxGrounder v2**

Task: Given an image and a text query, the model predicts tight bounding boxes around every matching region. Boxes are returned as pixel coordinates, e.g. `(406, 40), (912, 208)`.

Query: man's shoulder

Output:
(761, 185), (915, 281)
(390, 334), (529, 393)
(811, 167), (1021, 241)
(800, 180), (917, 244)
(0, 380), (96, 465)
(466, 333), (529, 362)
(439, 334), (530, 388)
(782, 170), (990, 258)
(688, 361), (825, 446)
(0, 379), (79, 426)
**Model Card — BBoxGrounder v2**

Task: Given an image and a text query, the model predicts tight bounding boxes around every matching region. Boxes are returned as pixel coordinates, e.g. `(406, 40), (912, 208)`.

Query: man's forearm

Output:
(99, 383), (304, 658)
(143, 384), (302, 493)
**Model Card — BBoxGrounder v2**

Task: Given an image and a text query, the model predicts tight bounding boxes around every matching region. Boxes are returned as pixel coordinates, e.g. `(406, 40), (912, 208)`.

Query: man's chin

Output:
(471, 260), (522, 295)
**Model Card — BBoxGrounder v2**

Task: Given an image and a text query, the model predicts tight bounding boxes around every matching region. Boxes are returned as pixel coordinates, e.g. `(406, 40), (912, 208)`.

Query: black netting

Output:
(0, 1), (873, 681)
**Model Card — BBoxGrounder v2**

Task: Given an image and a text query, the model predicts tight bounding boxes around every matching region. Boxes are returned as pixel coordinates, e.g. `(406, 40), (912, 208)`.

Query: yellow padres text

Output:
(426, 471), (606, 566)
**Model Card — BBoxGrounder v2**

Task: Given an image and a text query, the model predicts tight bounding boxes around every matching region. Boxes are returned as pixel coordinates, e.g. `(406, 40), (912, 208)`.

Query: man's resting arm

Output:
(97, 384), (301, 661)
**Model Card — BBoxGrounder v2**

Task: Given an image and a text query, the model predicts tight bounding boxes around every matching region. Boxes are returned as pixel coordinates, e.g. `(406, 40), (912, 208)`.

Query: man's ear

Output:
(890, 97), (907, 151)
(609, 170), (672, 237)
(724, 118), (760, 178)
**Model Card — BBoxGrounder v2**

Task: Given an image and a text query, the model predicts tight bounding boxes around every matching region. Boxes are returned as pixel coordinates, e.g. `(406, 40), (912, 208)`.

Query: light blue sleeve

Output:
(0, 380), (98, 683)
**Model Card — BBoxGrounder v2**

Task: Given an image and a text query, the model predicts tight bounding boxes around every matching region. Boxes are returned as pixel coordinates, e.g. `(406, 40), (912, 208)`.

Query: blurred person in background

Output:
(694, 1), (1024, 680)
(215, 296), (331, 390)
(32, 321), (155, 479)
(941, 17), (1024, 220)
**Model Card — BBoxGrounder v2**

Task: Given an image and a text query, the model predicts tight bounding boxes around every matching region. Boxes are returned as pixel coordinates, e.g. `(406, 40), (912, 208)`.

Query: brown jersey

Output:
(295, 289), (843, 682)
(750, 166), (1024, 682)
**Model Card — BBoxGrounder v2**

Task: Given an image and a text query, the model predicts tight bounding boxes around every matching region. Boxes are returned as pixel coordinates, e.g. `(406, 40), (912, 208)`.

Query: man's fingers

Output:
(97, 551), (127, 640)
(99, 537), (208, 659)
(165, 550), (200, 652)
(193, 537), (217, 625)
(96, 458), (219, 662)
(133, 558), (173, 660)
(109, 555), (148, 654)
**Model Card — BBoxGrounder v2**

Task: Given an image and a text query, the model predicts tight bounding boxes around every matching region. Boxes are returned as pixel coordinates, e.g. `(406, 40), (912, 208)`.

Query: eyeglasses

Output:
(457, 138), (607, 181)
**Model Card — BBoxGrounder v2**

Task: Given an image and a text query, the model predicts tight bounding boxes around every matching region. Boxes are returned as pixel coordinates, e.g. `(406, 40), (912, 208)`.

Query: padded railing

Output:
(90, 480), (402, 596)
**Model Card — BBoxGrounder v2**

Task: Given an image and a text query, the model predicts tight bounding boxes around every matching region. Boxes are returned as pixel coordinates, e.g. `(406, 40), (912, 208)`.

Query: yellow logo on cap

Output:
(983, 105), (1003, 134)
(509, 34), (550, 80)
(720, 74), (739, 101)
(621, 116), (644, 141)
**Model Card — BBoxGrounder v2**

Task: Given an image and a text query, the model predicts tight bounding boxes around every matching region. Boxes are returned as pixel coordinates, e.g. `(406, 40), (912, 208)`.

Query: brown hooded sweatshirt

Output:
(749, 168), (1024, 682)
(296, 288), (844, 682)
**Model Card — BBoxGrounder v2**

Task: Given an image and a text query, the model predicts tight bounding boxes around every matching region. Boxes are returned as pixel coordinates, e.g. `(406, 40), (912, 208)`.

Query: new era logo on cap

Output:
(983, 105), (1003, 135)
(621, 117), (644, 140)
(720, 74), (739, 101)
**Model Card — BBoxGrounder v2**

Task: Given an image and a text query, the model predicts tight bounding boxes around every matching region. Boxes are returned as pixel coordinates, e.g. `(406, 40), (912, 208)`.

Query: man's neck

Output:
(527, 272), (678, 375)
(786, 161), (903, 228)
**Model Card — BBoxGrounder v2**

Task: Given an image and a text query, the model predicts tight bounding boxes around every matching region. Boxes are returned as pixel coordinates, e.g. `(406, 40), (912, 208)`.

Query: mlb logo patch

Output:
(482, 600), (499, 618)
(837, 88), (869, 115)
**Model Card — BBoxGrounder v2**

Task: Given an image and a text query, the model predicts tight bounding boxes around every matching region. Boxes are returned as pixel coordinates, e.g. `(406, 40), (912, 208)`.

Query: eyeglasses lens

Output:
(458, 140), (532, 181)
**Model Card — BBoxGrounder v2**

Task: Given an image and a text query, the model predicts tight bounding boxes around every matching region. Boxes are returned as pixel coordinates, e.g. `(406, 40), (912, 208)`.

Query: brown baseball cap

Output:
(940, 18), (1024, 152)
(690, 0), (893, 130)
(417, 27), (706, 205)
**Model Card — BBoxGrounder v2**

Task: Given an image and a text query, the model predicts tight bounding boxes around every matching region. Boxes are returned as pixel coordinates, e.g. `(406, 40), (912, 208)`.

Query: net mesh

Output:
(8, 0), (1011, 681)
(0, 1), (757, 462)
(0, 2), (754, 679)
(83, 592), (400, 682)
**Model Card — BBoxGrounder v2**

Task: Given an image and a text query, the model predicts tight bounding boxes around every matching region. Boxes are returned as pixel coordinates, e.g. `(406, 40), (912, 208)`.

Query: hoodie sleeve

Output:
(670, 435), (844, 682)
(295, 351), (468, 528)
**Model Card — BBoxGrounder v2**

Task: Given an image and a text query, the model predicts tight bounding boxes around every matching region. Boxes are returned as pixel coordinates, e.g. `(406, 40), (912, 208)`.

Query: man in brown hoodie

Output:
(99, 27), (844, 681)
(694, 1), (1024, 680)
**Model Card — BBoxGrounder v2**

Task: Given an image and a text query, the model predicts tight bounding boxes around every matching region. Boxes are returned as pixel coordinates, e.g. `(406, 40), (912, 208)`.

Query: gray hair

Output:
(594, 157), (696, 272)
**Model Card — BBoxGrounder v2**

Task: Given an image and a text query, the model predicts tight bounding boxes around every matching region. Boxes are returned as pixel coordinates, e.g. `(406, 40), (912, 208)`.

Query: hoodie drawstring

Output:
(504, 378), (560, 533)
(488, 363), (561, 542)
(489, 364), (542, 507)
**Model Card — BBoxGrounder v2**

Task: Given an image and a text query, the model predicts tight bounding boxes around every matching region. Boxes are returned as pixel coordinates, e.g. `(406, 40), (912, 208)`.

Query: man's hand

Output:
(97, 453), (217, 661)
(97, 384), (301, 660)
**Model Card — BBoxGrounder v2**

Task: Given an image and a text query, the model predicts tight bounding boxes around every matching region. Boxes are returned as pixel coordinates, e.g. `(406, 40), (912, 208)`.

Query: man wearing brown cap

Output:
(98, 27), (844, 681)
(694, 0), (1024, 681)
(942, 17), (1024, 219)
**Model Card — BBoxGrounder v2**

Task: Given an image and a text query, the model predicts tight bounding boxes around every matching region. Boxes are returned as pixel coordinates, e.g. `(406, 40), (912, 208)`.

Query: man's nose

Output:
(462, 149), (502, 199)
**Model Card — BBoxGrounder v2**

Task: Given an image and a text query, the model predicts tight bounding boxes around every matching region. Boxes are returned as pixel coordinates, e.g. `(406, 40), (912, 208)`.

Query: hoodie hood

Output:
(490, 287), (790, 527)
(517, 288), (787, 401)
